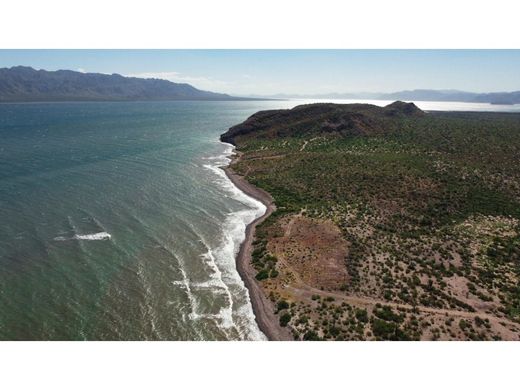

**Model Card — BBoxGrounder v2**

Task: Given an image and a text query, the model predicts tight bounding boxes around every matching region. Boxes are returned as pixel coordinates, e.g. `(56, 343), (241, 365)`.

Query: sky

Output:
(0, 50), (519, 96)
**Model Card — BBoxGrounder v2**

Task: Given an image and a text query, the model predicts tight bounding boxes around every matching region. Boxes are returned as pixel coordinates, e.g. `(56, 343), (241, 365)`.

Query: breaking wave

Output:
(54, 231), (111, 241)
(199, 142), (267, 340)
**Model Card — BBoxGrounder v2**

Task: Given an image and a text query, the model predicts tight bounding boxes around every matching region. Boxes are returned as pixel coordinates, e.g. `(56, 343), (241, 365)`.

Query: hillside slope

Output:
(0, 66), (247, 102)
(221, 101), (423, 144)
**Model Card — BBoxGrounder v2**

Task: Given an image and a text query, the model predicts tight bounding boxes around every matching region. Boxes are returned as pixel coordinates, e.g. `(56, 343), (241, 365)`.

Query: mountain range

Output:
(1, 66), (519, 105)
(0, 66), (252, 102)
(249, 89), (520, 105)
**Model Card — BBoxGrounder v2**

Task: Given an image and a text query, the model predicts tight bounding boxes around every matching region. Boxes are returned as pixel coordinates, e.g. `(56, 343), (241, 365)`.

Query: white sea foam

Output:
(199, 243), (237, 330)
(74, 232), (111, 240)
(164, 143), (268, 339)
(199, 142), (268, 340)
(54, 231), (111, 241)
(169, 220), (241, 334)
(172, 266), (199, 322)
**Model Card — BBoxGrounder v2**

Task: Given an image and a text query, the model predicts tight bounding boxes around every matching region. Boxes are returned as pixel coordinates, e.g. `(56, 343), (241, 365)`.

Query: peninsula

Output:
(222, 102), (520, 340)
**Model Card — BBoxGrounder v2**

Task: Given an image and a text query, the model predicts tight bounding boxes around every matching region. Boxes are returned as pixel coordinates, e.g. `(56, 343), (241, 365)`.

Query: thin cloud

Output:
(126, 71), (231, 92)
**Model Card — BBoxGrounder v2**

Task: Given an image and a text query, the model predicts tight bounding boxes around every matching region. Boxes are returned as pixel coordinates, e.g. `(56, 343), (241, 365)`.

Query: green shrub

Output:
(371, 318), (409, 340)
(355, 308), (368, 323)
(280, 313), (292, 327)
(277, 299), (289, 311)
(373, 306), (403, 323)
(303, 330), (320, 341)
(255, 269), (269, 280)
(329, 326), (341, 337)
(372, 318), (396, 338)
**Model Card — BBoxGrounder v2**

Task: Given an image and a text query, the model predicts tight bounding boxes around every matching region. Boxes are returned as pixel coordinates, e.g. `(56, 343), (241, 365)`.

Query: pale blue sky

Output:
(0, 50), (519, 95)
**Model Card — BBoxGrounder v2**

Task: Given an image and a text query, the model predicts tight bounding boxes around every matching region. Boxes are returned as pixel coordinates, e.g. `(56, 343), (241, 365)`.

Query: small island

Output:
(221, 101), (520, 341)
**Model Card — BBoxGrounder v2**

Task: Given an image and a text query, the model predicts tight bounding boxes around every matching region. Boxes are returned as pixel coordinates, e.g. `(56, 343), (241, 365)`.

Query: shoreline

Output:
(222, 151), (292, 341)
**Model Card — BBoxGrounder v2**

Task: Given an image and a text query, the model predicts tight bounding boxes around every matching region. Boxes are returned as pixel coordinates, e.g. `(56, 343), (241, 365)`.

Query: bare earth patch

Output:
(269, 215), (349, 291)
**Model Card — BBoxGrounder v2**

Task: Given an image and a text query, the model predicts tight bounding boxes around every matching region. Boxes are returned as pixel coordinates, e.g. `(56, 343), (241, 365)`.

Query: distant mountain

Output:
(380, 89), (476, 102)
(4, 67), (517, 105)
(379, 89), (520, 105)
(471, 91), (520, 105)
(249, 89), (520, 105)
(0, 66), (254, 102)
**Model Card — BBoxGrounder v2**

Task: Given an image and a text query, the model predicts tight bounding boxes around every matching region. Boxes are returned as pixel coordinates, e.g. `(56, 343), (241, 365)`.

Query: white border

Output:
(1, 342), (518, 389)
(0, 0), (519, 48)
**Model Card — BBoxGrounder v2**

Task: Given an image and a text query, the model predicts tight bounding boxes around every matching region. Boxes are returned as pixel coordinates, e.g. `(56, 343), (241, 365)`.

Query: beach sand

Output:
(222, 153), (292, 341)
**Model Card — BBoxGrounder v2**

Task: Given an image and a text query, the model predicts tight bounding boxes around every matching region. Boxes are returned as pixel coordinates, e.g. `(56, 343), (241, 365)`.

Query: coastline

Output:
(222, 150), (292, 341)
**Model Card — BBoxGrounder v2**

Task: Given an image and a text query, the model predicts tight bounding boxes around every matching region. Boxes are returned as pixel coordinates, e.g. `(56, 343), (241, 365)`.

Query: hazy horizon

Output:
(0, 50), (520, 96)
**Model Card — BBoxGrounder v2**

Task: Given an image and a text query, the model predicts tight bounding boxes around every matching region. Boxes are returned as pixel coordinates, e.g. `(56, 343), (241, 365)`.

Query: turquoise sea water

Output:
(0, 100), (301, 340)
(1, 99), (519, 340)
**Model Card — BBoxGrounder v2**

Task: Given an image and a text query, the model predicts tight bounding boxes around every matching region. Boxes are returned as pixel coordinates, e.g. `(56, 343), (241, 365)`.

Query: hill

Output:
(0, 66), (251, 102)
(221, 101), (424, 144)
(223, 102), (520, 341)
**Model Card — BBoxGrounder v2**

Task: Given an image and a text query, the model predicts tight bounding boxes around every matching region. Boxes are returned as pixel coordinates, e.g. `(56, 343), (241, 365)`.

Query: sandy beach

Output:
(222, 152), (292, 341)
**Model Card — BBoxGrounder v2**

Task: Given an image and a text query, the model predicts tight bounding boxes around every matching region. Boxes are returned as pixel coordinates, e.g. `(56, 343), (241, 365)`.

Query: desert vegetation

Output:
(223, 103), (520, 340)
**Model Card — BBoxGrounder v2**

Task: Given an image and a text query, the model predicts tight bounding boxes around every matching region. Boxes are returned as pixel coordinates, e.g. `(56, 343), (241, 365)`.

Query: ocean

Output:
(0, 99), (519, 340)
